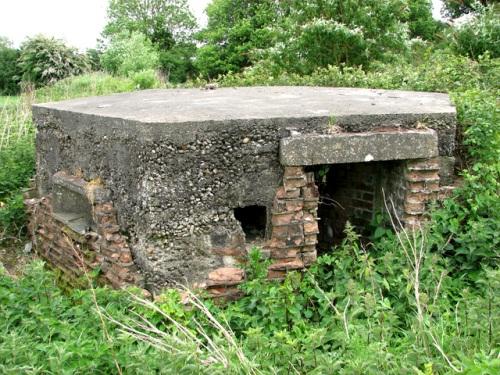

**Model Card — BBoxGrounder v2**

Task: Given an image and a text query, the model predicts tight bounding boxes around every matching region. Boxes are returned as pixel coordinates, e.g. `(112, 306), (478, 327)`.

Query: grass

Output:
(0, 95), (20, 107)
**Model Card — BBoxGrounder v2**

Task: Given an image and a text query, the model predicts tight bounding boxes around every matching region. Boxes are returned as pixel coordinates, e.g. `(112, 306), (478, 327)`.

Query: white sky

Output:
(0, 0), (445, 51)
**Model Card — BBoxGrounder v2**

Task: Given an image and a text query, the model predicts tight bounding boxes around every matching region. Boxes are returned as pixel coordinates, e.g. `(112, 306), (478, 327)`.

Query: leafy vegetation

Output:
(104, 0), (197, 83)
(449, 4), (500, 59)
(0, 38), (21, 95)
(18, 35), (89, 87)
(100, 31), (160, 77)
(442, 0), (495, 18)
(0, 0), (499, 373)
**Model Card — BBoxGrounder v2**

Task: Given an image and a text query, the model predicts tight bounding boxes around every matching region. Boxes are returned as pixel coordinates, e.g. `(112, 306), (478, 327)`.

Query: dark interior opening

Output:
(234, 205), (267, 241)
(307, 161), (405, 254)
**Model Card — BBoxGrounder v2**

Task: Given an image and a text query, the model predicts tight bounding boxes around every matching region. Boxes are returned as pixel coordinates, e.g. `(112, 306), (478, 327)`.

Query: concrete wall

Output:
(30, 87), (458, 293)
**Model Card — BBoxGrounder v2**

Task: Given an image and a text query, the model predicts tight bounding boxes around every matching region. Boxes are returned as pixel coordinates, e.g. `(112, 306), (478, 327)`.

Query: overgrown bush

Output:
(451, 5), (500, 59)
(130, 69), (158, 89)
(18, 35), (88, 87)
(159, 43), (197, 83)
(100, 31), (160, 77)
(85, 48), (103, 71)
(431, 89), (500, 273)
(0, 38), (21, 95)
(35, 72), (138, 103)
(0, 140), (34, 236)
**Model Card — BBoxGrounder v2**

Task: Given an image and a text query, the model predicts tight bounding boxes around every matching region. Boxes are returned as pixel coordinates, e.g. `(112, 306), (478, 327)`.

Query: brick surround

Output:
(26, 173), (142, 288)
(403, 157), (441, 228)
(265, 166), (319, 279)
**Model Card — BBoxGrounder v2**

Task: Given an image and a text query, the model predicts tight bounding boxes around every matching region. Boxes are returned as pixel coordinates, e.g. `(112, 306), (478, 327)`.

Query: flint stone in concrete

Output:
(280, 129), (438, 166)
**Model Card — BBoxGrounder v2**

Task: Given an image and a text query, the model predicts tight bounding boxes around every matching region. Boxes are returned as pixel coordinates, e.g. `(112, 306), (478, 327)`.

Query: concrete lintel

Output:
(280, 129), (438, 166)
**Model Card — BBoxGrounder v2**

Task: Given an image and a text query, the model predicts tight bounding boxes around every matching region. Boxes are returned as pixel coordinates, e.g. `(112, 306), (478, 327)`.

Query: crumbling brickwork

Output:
(25, 173), (141, 288)
(265, 166), (319, 280)
(403, 157), (441, 228)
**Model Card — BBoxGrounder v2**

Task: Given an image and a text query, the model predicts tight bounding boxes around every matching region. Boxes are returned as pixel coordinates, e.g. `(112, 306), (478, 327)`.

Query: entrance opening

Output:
(234, 205), (267, 242)
(308, 161), (405, 253)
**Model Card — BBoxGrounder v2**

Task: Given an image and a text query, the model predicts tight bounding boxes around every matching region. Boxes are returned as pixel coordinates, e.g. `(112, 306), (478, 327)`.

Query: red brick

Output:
(285, 200), (304, 212)
(404, 201), (425, 213)
(267, 269), (287, 280)
(302, 252), (317, 265)
(271, 247), (301, 259)
(275, 187), (287, 199)
(304, 235), (317, 245)
(272, 212), (294, 226)
(212, 247), (246, 256)
(285, 189), (301, 198)
(268, 259), (304, 271)
(284, 177), (307, 190)
(207, 267), (245, 286)
(284, 166), (304, 177)
(302, 184), (319, 199)
(206, 286), (243, 300)
(304, 222), (319, 234)
(407, 158), (439, 171)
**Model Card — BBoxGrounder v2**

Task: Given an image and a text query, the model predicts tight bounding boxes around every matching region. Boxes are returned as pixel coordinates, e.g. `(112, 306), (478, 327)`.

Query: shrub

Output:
(431, 90), (500, 273)
(451, 4), (500, 59)
(18, 35), (88, 87)
(85, 48), (103, 71)
(0, 139), (34, 237)
(159, 43), (197, 83)
(130, 69), (158, 89)
(100, 31), (160, 76)
(0, 38), (21, 95)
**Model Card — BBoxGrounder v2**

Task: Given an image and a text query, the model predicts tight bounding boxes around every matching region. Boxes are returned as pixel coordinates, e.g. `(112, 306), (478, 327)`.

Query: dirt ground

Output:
(0, 239), (33, 277)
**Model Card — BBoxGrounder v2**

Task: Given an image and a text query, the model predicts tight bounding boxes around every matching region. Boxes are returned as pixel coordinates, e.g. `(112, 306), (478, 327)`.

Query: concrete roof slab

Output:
(34, 86), (456, 125)
(280, 129), (438, 166)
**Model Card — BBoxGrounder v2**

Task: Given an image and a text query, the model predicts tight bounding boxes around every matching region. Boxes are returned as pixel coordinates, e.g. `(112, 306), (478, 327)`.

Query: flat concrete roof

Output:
(34, 86), (456, 124)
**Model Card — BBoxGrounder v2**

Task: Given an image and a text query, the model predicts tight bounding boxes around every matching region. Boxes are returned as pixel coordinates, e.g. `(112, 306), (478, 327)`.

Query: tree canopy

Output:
(196, 0), (441, 78)
(104, 0), (197, 49)
(103, 0), (198, 82)
(442, 0), (495, 18)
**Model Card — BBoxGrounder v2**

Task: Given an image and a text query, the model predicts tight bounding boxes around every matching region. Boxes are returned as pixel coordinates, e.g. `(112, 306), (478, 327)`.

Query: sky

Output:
(0, 0), (445, 51)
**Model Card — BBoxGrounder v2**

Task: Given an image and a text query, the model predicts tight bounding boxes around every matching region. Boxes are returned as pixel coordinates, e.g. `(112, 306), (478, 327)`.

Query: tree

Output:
(18, 35), (88, 87)
(406, 0), (441, 40)
(101, 31), (160, 76)
(104, 0), (196, 48)
(195, 0), (278, 78)
(451, 4), (500, 58)
(442, 0), (494, 18)
(196, 0), (442, 77)
(0, 37), (21, 95)
(103, 0), (197, 82)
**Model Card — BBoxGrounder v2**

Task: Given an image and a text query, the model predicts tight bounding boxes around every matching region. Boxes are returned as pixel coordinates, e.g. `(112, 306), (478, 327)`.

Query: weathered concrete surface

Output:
(34, 87), (457, 155)
(34, 86), (456, 124)
(31, 86), (457, 290)
(280, 129), (438, 166)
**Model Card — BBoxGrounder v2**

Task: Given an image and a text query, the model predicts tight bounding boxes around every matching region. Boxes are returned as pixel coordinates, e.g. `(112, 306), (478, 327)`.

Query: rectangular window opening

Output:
(234, 205), (267, 243)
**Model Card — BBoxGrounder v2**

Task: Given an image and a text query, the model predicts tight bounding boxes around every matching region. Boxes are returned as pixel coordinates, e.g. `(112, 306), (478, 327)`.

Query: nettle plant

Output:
(197, 223), (498, 373)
